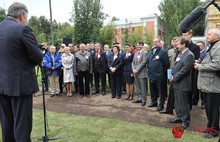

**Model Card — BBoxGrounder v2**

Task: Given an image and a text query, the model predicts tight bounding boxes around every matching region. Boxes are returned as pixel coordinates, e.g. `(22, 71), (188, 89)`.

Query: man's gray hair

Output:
(7, 2), (28, 18)
(211, 29), (220, 39)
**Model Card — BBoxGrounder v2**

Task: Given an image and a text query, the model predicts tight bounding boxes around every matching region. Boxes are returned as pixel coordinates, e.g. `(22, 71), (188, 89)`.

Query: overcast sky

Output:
(1, 0), (162, 23)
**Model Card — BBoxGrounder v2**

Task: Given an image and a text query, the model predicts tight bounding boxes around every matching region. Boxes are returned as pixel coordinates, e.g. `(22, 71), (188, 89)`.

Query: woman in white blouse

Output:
(62, 46), (75, 96)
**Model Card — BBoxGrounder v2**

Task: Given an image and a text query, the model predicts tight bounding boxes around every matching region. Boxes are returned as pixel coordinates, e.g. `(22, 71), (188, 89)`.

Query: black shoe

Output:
(169, 118), (182, 124)
(181, 123), (189, 129)
(156, 106), (164, 111)
(147, 103), (158, 107)
(50, 94), (55, 97)
(56, 93), (62, 96)
(141, 102), (146, 106)
(117, 96), (121, 99)
(92, 91), (99, 95)
(159, 109), (173, 115)
(203, 133), (219, 139)
(112, 96), (116, 99)
(102, 91), (106, 96)
(133, 99), (142, 103)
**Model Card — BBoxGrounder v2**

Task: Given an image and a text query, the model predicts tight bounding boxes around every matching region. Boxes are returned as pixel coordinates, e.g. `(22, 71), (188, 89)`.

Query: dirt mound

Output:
(33, 91), (207, 131)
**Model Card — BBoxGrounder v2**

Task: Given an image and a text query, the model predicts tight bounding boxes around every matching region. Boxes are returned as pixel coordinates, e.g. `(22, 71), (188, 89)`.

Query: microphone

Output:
(178, 0), (215, 33)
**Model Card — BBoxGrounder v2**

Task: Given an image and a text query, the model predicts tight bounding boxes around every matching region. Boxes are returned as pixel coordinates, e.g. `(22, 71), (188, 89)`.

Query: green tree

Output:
(158, 0), (205, 43)
(72, 0), (107, 44)
(98, 22), (115, 47)
(122, 19), (129, 47)
(128, 26), (143, 45)
(55, 23), (74, 46)
(0, 7), (6, 22)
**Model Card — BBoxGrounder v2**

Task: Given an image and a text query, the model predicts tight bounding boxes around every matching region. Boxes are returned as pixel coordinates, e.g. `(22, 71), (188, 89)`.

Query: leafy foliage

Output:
(73, 0), (107, 44)
(158, 0), (205, 43)
(98, 22), (116, 47)
(28, 16), (74, 46)
(0, 8), (6, 22)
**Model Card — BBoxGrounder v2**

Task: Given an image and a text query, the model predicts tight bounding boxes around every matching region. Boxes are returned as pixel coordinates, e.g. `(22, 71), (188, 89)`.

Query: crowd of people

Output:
(0, 2), (220, 142)
(40, 29), (220, 139)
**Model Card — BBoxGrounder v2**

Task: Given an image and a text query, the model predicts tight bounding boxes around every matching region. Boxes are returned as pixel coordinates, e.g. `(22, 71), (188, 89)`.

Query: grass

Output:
(0, 109), (218, 141)
(30, 110), (219, 142)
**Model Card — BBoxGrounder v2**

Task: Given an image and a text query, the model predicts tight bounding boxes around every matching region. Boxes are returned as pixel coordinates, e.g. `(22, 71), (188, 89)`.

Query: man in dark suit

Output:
(169, 37), (195, 129)
(0, 2), (43, 142)
(182, 30), (200, 107)
(104, 44), (113, 89)
(147, 38), (169, 111)
(92, 43), (108, 95)
(160, 36), (179, 115)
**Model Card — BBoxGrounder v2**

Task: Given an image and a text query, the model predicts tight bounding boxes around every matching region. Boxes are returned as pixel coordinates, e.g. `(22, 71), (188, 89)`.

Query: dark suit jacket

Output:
(0, 17), (43, 96)
(93, 50), (108, 74)
(123, 52), (134, 74)
(148, 47), (169, 81)
(189, 41), (200, 60)
(108, 53), (123, 74)
(172, 49), (194, 91)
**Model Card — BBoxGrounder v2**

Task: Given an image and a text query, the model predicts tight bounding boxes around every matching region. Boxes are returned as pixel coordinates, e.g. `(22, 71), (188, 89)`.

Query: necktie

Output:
(177, 52), (182, 58)
(153, 48), (157, 54)
(175, 52), (182, 64)
(96, 52), (99, 59)
(137, 51), (140, 62)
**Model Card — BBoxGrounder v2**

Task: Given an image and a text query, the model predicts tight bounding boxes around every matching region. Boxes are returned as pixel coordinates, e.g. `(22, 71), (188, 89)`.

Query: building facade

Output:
(207, 0), (220, 29)
(114, 14), (166, 45)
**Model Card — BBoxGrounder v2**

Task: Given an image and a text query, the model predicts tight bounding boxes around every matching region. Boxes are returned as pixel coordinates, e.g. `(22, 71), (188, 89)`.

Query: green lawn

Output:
(30, 110), (217, 142)
(0, 109), (218, 142)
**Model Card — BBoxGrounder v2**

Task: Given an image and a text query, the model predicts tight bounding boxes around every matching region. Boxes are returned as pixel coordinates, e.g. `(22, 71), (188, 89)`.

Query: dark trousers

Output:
(166, 84), (174, 112)
(111, 74), (122, 97)
(59, 69), (64, 93)
(0, 95), (33, 142)
(107, 72), (111, 89)
(205, 93), (220, 131)
(174, 89), (190, 124)
(149, 79), (166, 107)
(74, 75), (78, 92)
(89, 73), (94, 86)
(122, 75), (126, 92)
(200, 91), (206, 106)
(78, 71), (90, 96)
(94, 71), (106, 92)
(191, 69), (199, 104)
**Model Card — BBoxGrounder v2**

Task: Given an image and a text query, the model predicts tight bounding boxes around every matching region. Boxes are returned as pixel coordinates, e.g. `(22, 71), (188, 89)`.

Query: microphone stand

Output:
(41, 69), (49, 142)
(39, 66), (58, 142)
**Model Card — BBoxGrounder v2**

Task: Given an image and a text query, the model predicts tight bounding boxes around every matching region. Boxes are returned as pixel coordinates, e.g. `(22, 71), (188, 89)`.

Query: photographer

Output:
(40, 42), (49, 91)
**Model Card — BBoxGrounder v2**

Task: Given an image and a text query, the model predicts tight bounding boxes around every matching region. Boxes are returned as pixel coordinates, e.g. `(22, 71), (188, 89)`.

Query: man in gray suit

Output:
(169, 37), (195, 129)
(195, 29), (220, 139)
(132, 41), (148, 106)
